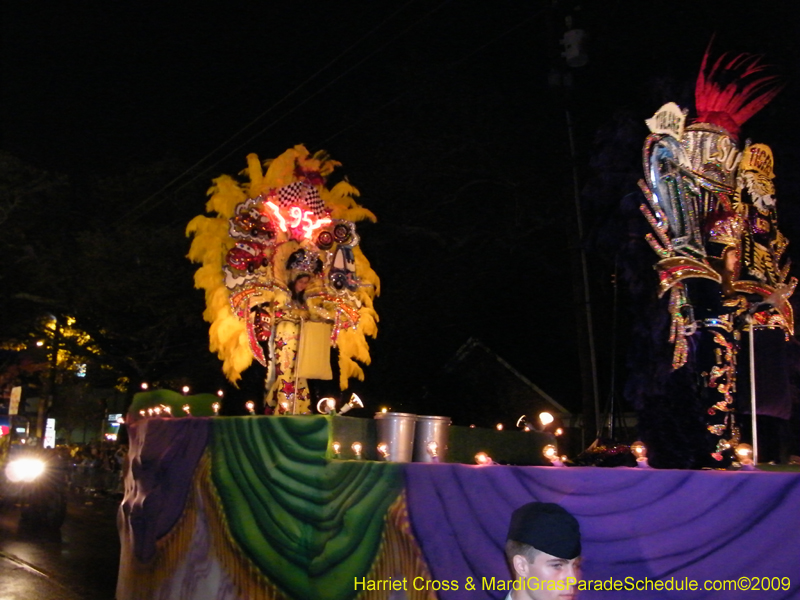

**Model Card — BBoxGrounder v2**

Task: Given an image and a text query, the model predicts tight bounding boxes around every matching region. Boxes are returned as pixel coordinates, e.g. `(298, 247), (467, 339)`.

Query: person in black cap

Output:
(504, 502), (582, 600)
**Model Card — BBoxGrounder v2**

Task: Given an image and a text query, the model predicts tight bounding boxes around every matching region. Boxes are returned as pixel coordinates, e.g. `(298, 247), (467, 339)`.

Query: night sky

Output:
(4, 1), (800, 421)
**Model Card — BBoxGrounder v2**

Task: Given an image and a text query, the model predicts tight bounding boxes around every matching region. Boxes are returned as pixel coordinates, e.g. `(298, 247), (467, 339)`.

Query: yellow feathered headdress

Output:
(186, 145), (379, 389)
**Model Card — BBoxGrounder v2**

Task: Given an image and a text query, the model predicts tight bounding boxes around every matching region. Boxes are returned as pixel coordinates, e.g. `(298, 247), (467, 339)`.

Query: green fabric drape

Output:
(210, 416), (403, 600)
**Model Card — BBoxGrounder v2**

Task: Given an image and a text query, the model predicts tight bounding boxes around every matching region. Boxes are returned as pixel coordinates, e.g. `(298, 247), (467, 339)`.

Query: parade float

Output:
(117, 70), (800, 599)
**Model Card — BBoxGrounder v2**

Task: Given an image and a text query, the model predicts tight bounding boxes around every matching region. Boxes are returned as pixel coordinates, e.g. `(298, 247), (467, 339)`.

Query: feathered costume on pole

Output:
(186, 146), (379, 413)
(638, 44), (794, 467)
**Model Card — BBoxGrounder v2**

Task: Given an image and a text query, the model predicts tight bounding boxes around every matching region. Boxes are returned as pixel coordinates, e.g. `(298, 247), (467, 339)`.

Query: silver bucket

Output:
(413, 415), (451, 462)
(374, 412), (417, 462)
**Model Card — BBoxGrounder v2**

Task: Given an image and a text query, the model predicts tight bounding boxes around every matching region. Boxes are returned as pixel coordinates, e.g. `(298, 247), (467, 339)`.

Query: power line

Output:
(116, 0), (429, 227)
(317, 10), (541, 147)
(118, 1), (536, 226)
(160, 2), (455, 200)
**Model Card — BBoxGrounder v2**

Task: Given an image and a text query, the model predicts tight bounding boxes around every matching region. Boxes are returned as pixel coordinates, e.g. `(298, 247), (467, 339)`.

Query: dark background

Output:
(3, 0), (800, 428)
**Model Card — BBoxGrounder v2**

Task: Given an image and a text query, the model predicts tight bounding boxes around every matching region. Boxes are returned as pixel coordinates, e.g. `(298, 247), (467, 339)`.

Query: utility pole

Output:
(550, 11), (600, 447)
(36, 315), (60, 444)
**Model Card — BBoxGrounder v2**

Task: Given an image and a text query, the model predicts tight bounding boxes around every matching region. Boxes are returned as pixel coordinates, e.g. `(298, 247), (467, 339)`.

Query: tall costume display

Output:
(187, 146), (379, 413)
(639, 48), (795, 467)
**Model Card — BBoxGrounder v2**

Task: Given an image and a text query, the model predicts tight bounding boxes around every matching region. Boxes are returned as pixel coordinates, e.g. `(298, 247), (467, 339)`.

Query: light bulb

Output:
(630, 441), (647, 459)
(735, 443), (753, 466)
(351, 441), (363, 459)
(539, 412), (554, 426)
(426, 441), (439, 462)
(543, 444), (558, 460)
(317, 397), (336, 414)
(475, 452), (494, 465)
(377, 442), (390, 460)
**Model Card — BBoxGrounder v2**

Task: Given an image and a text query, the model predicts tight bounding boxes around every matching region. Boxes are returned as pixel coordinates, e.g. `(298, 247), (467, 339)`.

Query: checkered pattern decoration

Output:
(277, 181), (325, 216)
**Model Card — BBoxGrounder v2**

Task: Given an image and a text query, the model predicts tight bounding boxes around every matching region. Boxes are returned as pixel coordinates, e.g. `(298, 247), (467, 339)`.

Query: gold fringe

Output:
(117, 451), (207, 600)
(198, 458), (287, 600)
(359, 492), (437, 600)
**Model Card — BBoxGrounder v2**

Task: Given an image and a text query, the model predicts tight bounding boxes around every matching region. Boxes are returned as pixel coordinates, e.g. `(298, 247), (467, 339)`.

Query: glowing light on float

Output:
(735, 443), (755, 470)
(630, 441), (650, 468)
(351, 441), (363, 459)
(377, 442), (390, 460)
(543, 444), (564, 467)
(317, 398), (336, 414)
(475, 452), (495, 465)
(426, 441), (439, 462)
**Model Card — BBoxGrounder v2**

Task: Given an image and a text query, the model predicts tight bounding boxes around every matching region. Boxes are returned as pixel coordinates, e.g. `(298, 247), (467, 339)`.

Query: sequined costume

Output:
(187, 147), (379, 414)
(639, 48), (794, 467)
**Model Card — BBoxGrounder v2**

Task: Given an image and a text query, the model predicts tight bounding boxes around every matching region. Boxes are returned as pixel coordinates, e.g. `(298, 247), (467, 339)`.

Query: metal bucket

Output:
(374, 412), (417, 462)
(413, 415), (451, 462)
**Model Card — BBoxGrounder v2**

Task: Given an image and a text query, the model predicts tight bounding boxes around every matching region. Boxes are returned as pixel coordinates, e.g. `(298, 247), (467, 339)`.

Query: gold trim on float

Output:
(732, 280), (795, 335)
(656, 256), (722, 297)
(117, 451), (204, 600)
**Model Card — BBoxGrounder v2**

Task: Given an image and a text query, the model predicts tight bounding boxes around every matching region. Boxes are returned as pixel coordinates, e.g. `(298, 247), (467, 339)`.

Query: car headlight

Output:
(5, 458), (46, 483)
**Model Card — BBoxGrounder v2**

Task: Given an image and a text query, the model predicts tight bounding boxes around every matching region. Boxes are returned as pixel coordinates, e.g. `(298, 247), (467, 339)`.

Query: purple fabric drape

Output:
(405, 464), (800, 599)
(121, 418), (211, 562)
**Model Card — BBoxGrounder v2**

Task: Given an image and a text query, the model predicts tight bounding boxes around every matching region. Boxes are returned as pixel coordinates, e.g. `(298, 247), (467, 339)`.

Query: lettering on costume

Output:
(702, 135), (741, 171)
(748, 146), (773, 174)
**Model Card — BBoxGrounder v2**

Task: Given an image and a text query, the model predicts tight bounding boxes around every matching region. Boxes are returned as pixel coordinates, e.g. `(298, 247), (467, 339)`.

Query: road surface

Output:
(0, 491), (120, 600)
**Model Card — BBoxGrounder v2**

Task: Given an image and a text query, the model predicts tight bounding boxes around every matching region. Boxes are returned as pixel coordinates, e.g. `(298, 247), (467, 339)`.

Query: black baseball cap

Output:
(507, 502), (581, 560)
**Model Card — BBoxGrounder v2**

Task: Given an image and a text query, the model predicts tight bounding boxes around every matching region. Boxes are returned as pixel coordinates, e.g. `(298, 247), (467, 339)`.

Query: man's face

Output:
(512, 551), (580, 600)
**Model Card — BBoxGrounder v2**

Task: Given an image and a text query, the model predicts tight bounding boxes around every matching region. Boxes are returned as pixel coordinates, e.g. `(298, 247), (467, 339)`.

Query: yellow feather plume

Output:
(187, 146), (379, 389)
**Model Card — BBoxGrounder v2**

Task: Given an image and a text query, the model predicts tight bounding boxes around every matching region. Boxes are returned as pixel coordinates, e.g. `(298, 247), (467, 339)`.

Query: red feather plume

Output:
(695, 44), (783, 138)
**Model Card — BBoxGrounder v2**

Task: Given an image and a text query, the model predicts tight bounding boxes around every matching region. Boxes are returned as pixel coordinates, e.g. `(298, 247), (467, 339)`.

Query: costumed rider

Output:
(504, 502), (582, 600)
(187, 146), (380, 415)
(733, 143), (796, 462)
(638, 46), (794, 467)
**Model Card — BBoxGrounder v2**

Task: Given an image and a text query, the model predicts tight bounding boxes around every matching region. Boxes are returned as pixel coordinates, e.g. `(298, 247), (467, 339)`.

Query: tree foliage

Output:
(0, 155), (220, 411)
